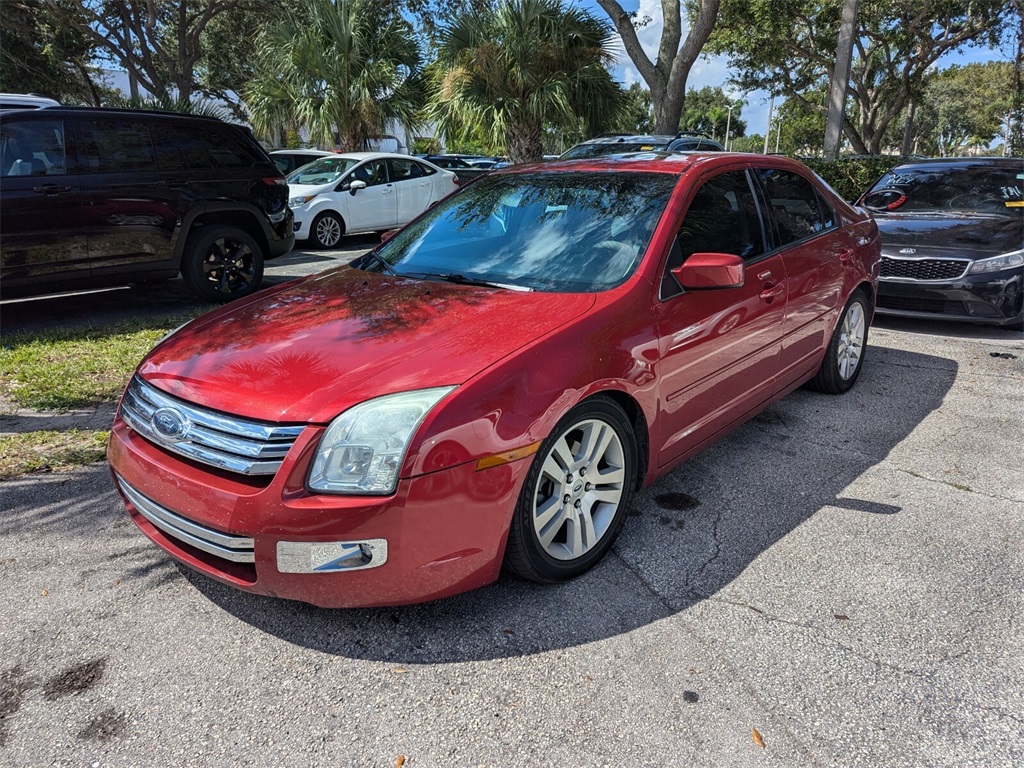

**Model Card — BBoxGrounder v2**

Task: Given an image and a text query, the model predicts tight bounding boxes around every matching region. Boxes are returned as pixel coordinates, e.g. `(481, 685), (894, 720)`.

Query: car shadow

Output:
(178, 343), (958, 663)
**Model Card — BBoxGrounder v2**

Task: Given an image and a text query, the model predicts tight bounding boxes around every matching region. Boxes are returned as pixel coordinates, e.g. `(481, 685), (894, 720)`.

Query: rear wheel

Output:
(311, 211), (344, 249)
(808, 288), (869, 394)
(181, 226), (263, 303)
(504, 398), (636, 583)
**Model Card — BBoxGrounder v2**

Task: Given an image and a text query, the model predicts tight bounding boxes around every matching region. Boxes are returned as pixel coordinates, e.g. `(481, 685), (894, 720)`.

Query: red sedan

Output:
(108, 153), (881, 607)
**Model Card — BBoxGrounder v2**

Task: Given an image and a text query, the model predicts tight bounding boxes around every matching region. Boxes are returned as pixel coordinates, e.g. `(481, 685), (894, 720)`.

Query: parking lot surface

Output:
(1, 246), (1022, 766)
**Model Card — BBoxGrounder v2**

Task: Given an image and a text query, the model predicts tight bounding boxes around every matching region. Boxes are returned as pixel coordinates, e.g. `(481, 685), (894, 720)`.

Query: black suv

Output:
(1, 107), (294, 302)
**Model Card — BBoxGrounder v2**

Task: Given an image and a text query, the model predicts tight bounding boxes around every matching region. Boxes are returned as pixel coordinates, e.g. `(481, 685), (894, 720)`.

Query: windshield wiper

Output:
(404, 272), (533, 292)
(358, 251), (399, 276)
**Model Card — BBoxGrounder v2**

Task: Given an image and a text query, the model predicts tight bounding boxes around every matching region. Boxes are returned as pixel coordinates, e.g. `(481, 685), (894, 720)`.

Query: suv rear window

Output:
(169, 124), (261, 169)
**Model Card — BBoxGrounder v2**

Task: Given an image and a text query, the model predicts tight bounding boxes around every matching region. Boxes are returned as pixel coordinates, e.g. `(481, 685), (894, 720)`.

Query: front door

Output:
(339, 159), (396, 231)
(654, 169), (787, 466)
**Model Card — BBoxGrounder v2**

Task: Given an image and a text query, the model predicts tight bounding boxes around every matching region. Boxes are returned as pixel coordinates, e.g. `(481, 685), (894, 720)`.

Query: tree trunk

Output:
(507, 118), (543, 164)
(901, 99), (916, 157)
(824, 0), (858, 160)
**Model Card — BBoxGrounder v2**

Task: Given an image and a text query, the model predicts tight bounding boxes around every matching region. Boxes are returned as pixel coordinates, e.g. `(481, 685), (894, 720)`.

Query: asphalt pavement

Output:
(1, 245), (1022, 767)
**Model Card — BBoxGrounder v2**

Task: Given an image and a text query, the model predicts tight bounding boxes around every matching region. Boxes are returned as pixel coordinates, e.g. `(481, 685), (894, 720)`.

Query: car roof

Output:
(2, 105), (229, 123)
(499, 151), (796, 176)
(270, 149), (334, 155)
(887, 156), (1023, 169)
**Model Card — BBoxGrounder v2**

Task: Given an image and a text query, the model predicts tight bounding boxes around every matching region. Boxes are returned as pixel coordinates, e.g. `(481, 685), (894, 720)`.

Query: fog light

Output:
(276, 539), (388, 573)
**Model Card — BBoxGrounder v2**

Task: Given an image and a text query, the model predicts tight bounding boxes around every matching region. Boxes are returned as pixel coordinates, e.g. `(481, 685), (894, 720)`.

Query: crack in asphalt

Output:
(893, 467), (1024, 504)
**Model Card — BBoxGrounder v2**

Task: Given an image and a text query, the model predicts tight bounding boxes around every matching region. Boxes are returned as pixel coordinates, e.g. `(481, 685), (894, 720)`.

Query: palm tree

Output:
(244, 0), (422, 151)
(429, 0), (624, 164)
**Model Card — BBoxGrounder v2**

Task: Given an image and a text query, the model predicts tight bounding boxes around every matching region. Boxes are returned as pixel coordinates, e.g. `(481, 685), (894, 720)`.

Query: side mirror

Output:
(380, 228), (400, 243)
(348, 179), (367, 194)
(672, 252), (745, 290)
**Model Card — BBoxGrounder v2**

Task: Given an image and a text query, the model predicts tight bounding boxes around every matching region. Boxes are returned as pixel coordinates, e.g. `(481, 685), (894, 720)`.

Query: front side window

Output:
(662, 170), (765, 298)
(0, 119), (67, 177)
(364, 171), (677, 292)
(756, 168), (829, 246)
(350, 159), (388, 187)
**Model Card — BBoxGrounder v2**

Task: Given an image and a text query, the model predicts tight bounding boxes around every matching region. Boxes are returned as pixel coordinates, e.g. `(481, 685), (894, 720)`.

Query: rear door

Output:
(74, 115), (187, 280)
(388, 157), (435, 223)
(0, 115), (90, 292)
(752, 167), (846, 392)
(654, 168), (787, 466)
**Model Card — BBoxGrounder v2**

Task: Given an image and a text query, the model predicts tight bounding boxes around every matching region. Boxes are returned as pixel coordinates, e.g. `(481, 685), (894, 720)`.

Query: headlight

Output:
(308, 387), (455, 495)
(967, 249), (1024, 275)
(289, 194), (316, 207)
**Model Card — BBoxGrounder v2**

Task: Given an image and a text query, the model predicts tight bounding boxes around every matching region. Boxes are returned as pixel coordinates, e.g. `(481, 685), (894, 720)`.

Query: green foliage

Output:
(711, 0), (1012, 154)
(0, 0), (102, 104)
(429, 0), (624, 163)
(609, 83), (654, 134)
(800, 155), (904, 201)
(0, 430), (109, 479)
(412, 136), (443, 154)
(679, 86), (746, 141)
(103, 94), (231, 121)
(774, 92), (829, 156)
(245, 0), (423, 151)
(924, 62), (1015, 155)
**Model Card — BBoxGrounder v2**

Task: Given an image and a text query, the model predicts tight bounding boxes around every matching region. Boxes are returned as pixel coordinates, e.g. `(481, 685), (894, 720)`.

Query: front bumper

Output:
(876, 269), (1023, 327)
(107, 415), (529, 608)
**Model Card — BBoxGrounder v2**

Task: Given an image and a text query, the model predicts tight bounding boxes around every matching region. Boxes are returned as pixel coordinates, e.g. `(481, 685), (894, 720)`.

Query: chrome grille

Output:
(880, 256), (970, 281)
(119, 375), (304, 476)
(116, 475), (255, 563)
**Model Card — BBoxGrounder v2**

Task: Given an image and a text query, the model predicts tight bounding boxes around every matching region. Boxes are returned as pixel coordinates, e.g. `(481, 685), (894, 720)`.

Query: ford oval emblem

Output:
(899, 247), (917, 255)
(151, 407), (190, 442)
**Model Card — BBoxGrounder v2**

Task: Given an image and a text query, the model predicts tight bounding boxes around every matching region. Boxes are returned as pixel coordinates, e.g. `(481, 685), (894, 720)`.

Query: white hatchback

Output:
(287, 152), (459, 248)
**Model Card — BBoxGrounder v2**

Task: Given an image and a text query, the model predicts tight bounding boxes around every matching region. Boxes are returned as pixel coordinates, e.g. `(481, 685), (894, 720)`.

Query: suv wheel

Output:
(182, 226), (264, 302)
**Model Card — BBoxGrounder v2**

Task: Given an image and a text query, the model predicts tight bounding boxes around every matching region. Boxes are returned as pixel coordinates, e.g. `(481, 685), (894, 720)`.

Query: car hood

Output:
(137, 267), (596, 424)
(288, 182), (335, 199)
(874, 213), (1023, 257)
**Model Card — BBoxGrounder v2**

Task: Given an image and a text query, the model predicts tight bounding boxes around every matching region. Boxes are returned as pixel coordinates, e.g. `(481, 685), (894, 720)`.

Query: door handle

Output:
(33, 184), (71, 195)
(162, 178), (188, 188)
(838, 248), (853, 263)
(759, 282), (785, 303)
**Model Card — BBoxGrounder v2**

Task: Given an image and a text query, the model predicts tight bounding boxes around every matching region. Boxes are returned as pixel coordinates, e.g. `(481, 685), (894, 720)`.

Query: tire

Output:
(504, 397), (637, 583)
(310, 211), (344, 249)
(181, 226), (264, 303)
(808, 288), (870, 394)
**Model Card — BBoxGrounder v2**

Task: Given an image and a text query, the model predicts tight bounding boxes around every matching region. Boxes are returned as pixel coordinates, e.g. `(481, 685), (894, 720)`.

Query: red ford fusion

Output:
(108, 153), (881, 608)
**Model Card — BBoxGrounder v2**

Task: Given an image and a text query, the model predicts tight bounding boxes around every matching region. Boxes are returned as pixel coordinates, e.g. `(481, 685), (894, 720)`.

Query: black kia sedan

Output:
(859, 157), (1023, 330)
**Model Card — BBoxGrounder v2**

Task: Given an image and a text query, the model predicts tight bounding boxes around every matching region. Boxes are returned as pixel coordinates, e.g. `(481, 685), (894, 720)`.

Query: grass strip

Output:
(0, 429), (110, 479)
(0, 311), (204, 411)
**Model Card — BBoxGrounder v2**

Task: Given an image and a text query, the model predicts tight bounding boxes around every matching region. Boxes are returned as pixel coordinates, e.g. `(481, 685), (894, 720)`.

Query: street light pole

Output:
(763, 95), (774, 155)
(725, 104), (735, 151)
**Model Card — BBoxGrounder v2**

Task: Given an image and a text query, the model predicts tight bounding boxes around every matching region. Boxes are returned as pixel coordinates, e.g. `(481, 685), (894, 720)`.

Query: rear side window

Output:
(1, 119), (67, 177)
(756, 169), (831, 246)
(77, 118), (156, 172)
(389, 157), (425, 180)
(169, 124), (259, 169)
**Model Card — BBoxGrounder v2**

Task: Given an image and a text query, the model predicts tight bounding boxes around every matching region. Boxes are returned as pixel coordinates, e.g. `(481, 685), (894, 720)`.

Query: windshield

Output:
(864, 163), (1024, 215)
(559, 140), (671, 160)
(287, 156), (359, 185)
(364, 172), (677, 292)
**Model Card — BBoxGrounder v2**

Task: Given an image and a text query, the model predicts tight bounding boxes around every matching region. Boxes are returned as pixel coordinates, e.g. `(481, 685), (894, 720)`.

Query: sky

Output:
(580, 0), (1017, 143)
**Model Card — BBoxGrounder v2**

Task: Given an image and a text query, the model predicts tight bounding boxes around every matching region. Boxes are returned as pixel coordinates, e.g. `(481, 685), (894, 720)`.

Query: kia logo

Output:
(899, 248), (917, 255)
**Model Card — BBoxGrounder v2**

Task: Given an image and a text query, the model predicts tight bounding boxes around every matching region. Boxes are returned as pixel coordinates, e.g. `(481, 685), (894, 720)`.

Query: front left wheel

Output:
(504, 397), (637, 583)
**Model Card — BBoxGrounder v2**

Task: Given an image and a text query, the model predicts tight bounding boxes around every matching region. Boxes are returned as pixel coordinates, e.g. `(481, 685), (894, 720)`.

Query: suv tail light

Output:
(452, 174), (460, 186)
(262, 177), (287, 186)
